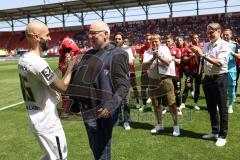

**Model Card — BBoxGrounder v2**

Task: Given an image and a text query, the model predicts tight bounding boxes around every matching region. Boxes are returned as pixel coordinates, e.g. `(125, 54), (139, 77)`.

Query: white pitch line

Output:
(0, 101), (24, 111)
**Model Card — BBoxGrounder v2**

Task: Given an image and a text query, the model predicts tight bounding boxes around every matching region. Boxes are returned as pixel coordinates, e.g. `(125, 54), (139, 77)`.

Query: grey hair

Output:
(94, 20), (110, 35)
(104, 24), (110, 35)
(207, 22), (221, 32)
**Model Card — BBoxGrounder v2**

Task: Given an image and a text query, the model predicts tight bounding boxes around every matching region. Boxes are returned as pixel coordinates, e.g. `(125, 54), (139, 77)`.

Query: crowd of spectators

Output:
(0, 12), (239, 55)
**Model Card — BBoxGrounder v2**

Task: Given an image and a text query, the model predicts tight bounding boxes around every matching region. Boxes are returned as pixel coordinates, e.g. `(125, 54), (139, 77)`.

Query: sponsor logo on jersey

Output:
(41, 66), (54, 81)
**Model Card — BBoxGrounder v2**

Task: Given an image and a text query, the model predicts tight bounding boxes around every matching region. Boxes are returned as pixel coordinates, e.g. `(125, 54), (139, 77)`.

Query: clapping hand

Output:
(152, 48), (159, 59)
(190, 46), (204, 57)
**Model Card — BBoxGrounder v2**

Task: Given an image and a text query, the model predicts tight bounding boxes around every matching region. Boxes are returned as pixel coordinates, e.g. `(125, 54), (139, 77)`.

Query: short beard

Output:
(40, 39), (49, 52)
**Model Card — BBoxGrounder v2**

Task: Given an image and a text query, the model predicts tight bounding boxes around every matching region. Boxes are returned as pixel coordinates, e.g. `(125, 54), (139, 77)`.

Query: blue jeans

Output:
(84, 113), (118, 160)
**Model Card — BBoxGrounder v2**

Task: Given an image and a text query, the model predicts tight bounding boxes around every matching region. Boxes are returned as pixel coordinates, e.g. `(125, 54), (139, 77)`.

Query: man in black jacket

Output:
(68, 21), (129, 160)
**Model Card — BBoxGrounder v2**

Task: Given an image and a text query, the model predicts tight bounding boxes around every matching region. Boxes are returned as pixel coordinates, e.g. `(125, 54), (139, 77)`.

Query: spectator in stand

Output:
(6, 13), (240, 52)
(143, 34), (180, 136)
(190, 22), (229, 147)
(114, 32), (133, 130)
(138, 33), (152, 112)
(222, 29), (240, 113)
(164, 35), (182, 115)
(123, 36), (141, 109)
(176, 37), (197, 110)
(58, 37), (81, 118)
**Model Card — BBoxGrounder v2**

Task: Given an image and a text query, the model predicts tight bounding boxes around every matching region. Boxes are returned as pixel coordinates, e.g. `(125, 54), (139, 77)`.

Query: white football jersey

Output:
(18, 52), (62, 134)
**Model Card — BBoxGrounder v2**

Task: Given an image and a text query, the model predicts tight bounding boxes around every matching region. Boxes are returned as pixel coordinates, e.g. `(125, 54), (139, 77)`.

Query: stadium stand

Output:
(0, 12), (239, 55)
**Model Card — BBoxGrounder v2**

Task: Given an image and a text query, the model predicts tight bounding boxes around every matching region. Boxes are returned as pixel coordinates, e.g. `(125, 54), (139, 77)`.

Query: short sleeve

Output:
(161, 46), (172, 60)
(32, 58), (56, 86)
(143, 49), (153, 63)
(125, 47), (135, 63)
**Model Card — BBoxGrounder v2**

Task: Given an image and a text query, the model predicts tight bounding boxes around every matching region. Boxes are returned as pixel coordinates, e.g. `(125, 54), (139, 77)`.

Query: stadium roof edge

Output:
(0, 0), (192, 22)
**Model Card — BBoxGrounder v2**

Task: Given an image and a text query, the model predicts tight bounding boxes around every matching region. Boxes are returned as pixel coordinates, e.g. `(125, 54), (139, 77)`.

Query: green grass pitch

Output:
(0, 58), (240, 160)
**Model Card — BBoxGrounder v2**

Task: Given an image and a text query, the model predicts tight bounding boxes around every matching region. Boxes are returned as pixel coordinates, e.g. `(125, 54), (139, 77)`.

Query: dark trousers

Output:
(119, 92), (130, 122)
(203, 73), (228, 138)
(172, 76), (182, 107)
(182, 72), (193, 104)
(84, 112), (118, 160)
(193, 73), (202, 103)
(141, 71), (149, 105)
(130, 72), (139, 103)
(182, 73), (202, 104)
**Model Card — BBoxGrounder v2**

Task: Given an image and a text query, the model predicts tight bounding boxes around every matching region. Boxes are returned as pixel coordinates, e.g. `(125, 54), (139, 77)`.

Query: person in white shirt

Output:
(142, 34), (180, 136)
(18, 21), (76, 160)
(190, 23), (230, 147)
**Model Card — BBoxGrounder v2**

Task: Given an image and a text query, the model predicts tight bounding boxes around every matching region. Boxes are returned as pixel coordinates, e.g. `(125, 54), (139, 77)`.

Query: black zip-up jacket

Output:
(67, 44), (130, 120)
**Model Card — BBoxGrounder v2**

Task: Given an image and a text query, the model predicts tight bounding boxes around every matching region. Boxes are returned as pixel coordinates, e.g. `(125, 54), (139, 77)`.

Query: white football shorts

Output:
(36, 129), (67, 160)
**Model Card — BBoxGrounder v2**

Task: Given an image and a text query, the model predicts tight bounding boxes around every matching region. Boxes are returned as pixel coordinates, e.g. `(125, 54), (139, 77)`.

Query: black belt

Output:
(161, 75), (172, 80)
(205, 73), (227, 79)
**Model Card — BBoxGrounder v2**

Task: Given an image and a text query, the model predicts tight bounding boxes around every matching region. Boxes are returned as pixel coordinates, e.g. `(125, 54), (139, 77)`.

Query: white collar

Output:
(210, 38), (221, 47)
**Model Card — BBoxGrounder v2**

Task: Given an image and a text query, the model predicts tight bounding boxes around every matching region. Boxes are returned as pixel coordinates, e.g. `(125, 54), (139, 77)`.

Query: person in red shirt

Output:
(137, 33), (152, 111)
(235, 35), (240, 95)
(138, 33), (151, 64)
(189, 34), (204, 110)
(58, 36), (81, 118)
(165, 35), (182, 115)
(177, 37), (199, 110)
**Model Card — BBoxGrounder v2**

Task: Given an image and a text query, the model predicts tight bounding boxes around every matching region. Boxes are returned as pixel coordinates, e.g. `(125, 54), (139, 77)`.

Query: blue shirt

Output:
(228, 41), (238, 73)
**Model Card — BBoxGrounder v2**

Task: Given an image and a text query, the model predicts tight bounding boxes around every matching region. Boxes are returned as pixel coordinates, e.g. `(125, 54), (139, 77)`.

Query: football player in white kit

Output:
(18, 21), (76, 160)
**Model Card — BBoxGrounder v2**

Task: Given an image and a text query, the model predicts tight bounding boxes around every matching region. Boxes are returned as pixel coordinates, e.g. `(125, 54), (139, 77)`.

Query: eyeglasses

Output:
(89, 30), (106, 35)
(207, 30), (217, 35)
